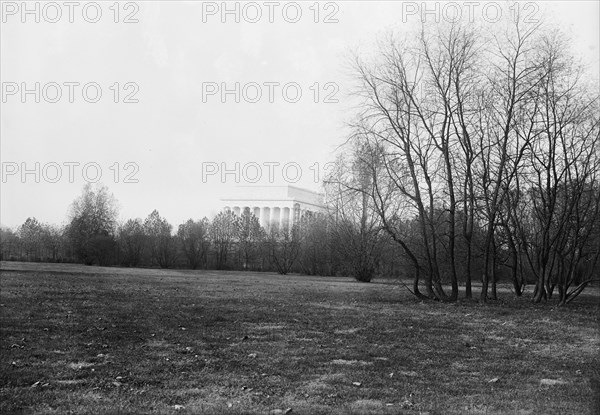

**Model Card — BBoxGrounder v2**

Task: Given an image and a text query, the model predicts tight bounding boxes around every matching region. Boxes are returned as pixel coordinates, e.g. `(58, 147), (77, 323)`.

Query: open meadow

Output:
(1, 261), (599, 414)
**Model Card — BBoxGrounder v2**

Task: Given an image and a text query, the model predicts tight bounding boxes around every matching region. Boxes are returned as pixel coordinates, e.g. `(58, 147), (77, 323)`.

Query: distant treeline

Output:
(0, 193), (403, 279)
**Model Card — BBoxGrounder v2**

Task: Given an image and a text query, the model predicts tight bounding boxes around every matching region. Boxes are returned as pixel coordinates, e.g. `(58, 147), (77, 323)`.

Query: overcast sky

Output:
(1, 1), (598, 229)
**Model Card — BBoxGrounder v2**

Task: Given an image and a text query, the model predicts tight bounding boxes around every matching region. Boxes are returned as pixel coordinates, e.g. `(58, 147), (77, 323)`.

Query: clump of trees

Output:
(66, 183), (119, 265)
(177, 218), (210, 270)
(325, 148), (383, 282)
(3, 218), (63, 262)
(340, 16), (599, 304)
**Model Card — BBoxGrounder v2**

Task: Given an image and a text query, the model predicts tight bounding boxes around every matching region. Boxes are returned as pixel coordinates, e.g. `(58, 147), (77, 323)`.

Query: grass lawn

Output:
(1, 261), (599, 414)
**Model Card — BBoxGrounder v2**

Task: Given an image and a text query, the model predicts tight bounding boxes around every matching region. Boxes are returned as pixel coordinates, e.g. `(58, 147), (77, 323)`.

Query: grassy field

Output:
(1, 261), (599, 414)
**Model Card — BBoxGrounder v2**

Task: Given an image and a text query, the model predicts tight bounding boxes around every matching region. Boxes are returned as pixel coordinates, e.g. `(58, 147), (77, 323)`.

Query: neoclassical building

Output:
(221, 185), (325, 229)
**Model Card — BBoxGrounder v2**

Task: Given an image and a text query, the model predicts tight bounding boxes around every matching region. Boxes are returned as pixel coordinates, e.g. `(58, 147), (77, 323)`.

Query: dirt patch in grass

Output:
(1, 261), (599, 414)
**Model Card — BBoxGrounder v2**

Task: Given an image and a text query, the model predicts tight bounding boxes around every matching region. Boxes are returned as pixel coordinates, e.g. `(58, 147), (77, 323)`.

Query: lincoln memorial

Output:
(221, 185), (325, 229)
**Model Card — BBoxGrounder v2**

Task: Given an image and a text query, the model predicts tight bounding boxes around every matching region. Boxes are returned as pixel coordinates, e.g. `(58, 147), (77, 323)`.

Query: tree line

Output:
(0, 183), (403, 278)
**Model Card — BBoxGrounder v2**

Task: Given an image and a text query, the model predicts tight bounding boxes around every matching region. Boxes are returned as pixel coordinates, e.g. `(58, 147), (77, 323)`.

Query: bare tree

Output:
(297, 211), (334, 276)
(177, 218), (210, 269)
(118, 218), (145, 267)
(476, 18), (543, 301)
(325, 148), (383, 282)
(351, 22), (483, 300)
(209, 211), (239, 270)
(40, 223), (63, 262)
(0, 227), (20, 261)
(236, 208), (264, 271)
(515, 32), (600, 303)
(268, 223), (301, 275)
(144, 210), (177, 268)
(66, 183), (118, 265)
(18, 217), (44, 261)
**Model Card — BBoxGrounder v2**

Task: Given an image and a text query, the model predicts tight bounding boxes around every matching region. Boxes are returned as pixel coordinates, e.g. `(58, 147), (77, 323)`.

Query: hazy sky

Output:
(1, 1), (598, 229)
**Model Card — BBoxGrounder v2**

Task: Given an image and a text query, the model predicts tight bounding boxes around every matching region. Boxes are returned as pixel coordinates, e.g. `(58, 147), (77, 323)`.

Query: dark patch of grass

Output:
(1, 261), (599, 414)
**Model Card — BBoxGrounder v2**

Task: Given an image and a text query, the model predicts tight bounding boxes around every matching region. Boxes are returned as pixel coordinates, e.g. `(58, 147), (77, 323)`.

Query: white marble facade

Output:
(221, 185), (325, 229)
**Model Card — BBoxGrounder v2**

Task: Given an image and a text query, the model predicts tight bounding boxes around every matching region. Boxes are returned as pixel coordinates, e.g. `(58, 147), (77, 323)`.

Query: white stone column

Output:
(293, 203), (300, 224)
(233, 206), (241, 216)
(271, 207), (281, 231)
(282, 207), (290, 229)
(261, 207), (270, 229)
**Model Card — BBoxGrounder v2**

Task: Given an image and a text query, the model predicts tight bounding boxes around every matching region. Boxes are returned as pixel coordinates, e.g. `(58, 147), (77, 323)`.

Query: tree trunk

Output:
(465, 243), (473, 299)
